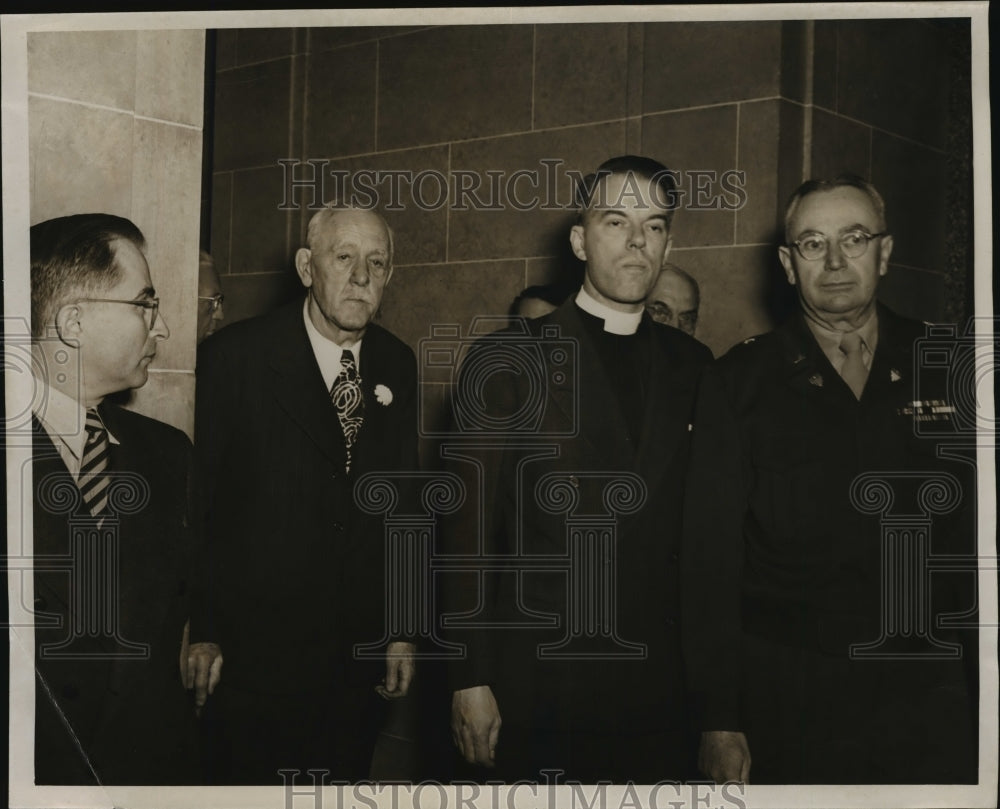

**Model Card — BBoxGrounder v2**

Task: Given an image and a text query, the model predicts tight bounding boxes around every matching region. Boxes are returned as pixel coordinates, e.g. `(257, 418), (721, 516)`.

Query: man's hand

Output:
(184, 633), (223, 716)
(451, 685), (501, 767)
(377, 641), (416, 699)
(698, 730), (751, 783)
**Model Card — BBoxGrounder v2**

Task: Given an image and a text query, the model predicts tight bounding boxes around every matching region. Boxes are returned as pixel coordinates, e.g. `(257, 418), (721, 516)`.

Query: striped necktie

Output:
(330, 350), (364, 473)
(839, 331), (868, 400)
(78, 408), (111, 516)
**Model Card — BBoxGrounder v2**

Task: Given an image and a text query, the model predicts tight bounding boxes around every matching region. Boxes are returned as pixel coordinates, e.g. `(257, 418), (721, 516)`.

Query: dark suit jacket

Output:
(444, 300), (712, 735)
(190, 299), (419, 695)
(32, 404), (198, 785)
(681, 305), (977, 779)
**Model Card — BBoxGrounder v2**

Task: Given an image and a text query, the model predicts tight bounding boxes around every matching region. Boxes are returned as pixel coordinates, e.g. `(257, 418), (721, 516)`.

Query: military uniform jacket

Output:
(681, 304), (978, 731)
(443, 300), (713, 731)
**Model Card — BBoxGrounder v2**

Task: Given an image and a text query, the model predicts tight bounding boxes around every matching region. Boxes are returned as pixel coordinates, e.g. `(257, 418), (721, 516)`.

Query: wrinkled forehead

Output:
(788, 186), (881, 235)
(316, 210), (390, 251)
(652, 272), (696, 305)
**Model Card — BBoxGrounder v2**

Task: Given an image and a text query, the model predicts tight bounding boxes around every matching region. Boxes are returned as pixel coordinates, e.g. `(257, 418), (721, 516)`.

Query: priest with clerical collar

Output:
(443, 155), (712, 783)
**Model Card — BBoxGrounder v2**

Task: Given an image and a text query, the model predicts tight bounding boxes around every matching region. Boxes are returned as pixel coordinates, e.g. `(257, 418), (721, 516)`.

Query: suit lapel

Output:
(267, 304), (346, 470)
(864, 304), (913, 403)
(352, 326), (393, 477)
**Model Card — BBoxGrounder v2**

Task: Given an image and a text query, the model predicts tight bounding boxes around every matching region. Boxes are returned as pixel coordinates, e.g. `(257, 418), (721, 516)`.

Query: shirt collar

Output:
(302, 298), (363, 390)
(804, 309), (879, 355)
(575, 287), (643, 335)
(31, 373), (118, 461)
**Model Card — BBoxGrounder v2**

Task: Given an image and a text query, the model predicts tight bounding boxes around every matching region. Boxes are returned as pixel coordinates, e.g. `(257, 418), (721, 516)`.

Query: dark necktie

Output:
(78, 408), (111, 516)
(330, 350), (364, 473)
(839, 331), (868, 400)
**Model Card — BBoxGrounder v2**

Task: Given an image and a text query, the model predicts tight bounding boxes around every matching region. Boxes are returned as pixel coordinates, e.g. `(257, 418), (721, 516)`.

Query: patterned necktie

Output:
(839, 331), (868, 400)
(330, 350), (364, 473)
(78, 408), (111, 516)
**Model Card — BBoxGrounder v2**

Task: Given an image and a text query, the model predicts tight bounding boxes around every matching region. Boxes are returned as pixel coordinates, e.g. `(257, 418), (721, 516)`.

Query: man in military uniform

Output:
(682, 176), (977, 784)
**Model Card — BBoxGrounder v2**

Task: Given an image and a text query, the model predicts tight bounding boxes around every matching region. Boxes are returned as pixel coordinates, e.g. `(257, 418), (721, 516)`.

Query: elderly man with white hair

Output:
(189, 205), (419, 783)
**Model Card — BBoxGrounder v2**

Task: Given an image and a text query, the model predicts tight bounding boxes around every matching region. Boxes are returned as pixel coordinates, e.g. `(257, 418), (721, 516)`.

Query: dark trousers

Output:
(494, 723), (695, 784)
(741, 631), (977, 784)
(201, 680), (387, 785)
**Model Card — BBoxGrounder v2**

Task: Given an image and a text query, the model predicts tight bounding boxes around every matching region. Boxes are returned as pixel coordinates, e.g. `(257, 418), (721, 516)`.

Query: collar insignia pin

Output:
(890, 369), (902, 382)
(793, 353), (806, 365)
(809, 373), (823, 387)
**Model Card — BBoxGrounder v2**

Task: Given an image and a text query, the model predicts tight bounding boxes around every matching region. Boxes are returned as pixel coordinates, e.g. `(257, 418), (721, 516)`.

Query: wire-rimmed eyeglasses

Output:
(199, 293), (225, 313)
(77, 297), (160, 328)
(786, 230), (887, 262)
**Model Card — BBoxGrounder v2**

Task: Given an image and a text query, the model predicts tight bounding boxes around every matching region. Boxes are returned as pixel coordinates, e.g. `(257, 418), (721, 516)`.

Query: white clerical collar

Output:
(302, 298), (363, 391)
(575, 287), (643, 335)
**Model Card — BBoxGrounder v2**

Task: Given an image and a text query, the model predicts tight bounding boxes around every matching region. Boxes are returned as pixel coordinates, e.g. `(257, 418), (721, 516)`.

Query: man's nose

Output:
(628, 224), (646, 249)
(349, 259), (370, 285)
(824, 239), (846, 270)
(152, 312), (170, 339)
(213, 304), (225, 322)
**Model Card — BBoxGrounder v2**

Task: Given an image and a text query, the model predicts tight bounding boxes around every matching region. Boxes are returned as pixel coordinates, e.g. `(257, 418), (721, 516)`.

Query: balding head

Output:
(645, 263), (700, 336)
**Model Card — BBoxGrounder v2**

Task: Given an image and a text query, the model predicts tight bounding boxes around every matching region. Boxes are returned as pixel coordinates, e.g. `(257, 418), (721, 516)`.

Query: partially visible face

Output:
(646, 270), (698, 335)
(778, 186), (893, 325)
(296, 209), (392, 341)
(570, 172), (672, 313)
(78, 238), (169, 398)
(197, 256), (225, 343)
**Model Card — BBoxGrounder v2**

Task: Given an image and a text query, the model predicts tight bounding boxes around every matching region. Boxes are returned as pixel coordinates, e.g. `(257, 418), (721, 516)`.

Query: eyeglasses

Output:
(77, 297), (160, 328)
(787, 230), (887, 261)
(198, 293), (225, 313)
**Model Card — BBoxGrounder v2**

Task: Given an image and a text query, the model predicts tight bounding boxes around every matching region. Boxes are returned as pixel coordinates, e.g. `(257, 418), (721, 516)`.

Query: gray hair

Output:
(305, 205), (395, 266)
(783, 175), (888, 242)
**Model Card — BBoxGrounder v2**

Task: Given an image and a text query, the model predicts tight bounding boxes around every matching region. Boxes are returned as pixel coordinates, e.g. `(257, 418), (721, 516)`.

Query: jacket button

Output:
(333, 521), (344, 531)
(61, 684), (79, 700)
(569, 475), (579, 488)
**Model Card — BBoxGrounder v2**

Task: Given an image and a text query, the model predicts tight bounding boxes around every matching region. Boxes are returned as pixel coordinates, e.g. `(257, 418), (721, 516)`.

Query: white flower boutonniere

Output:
(374, 384), (393, 406)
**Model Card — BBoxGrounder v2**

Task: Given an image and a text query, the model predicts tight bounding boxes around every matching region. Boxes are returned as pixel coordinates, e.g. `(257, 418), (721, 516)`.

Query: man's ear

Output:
(778, 246), (797, 286)
(877, 234), (893, 277)
(294, 248), (313, 287)
(569, 225), (587, 262)
(54, 303), (83, 346)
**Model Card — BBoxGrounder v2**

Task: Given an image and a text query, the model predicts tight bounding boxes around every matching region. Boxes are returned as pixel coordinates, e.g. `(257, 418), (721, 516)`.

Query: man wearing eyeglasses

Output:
(197, 250), (225, 344)
(28, 213), (200, 783)
(682, 176), (976, 784)
(645, 262), (700, 337)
